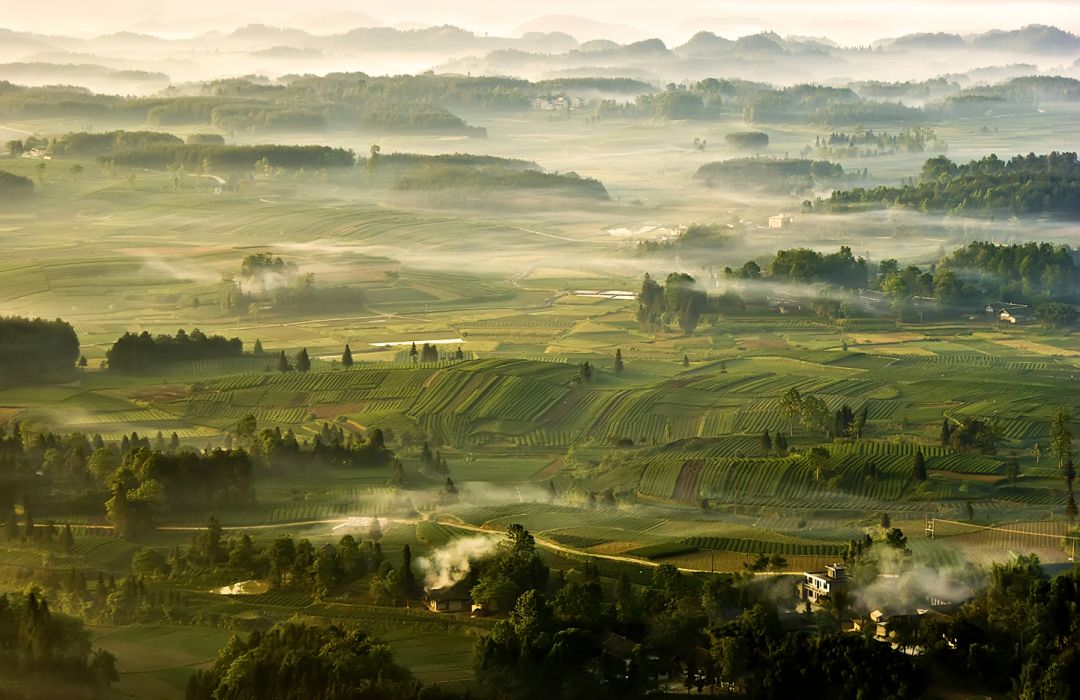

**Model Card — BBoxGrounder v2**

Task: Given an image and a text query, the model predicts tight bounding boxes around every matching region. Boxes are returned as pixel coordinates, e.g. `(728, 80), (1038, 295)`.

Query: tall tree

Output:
(276, 351), (292, 373)
(637, 273), (665, 331)
(342, 344), (353, 367)
(400, 544), (416, 595)
(1050, 407), (1074, 490)
(760, 429), (772, 457)
(614, 348), (624, 373)
(295, 348), (311, 372)
(779, 388), (802, 433)
(913, 451), (927, 482)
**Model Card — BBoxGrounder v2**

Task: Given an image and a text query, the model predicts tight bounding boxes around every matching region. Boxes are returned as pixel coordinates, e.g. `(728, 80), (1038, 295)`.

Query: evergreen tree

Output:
(400, 544), (416, 595)
(253, 339), (264, 355)
(295, 348), (311, 372)
(5, 509), (18, 540)
(682, 354), (690, 367)
(1050, 408), (1074, 491)
(614, 348), (624, 373)
(276, 351), (292, 372)
(773, 432), (788, 455)
(1007, 456), (1021, 482)
(61, 524), (74, 552)
(342, 344), (353, 367)
(409, 342), (418, 363)
(760, 429), (772, 456)
(913, 450), (927, 482)
(941, 419), (952, 447)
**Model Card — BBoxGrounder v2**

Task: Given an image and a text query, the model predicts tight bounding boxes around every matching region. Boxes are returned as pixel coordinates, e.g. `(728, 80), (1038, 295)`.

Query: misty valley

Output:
(1, 7), (1080, 700)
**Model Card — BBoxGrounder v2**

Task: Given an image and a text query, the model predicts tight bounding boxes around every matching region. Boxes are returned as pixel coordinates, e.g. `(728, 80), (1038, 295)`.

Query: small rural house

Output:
(424, 581), (473, 613)
(799, 563), (847, 605)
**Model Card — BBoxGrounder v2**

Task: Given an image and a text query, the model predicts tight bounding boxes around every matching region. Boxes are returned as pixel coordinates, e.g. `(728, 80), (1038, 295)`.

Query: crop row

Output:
(683, 536), (844, 557)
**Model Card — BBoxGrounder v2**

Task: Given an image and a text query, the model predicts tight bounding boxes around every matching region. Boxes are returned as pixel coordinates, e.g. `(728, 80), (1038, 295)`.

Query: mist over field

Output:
(1, 2), (1079, 699)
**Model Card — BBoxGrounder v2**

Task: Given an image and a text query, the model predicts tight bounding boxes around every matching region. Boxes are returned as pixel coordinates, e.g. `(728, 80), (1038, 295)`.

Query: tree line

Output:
(637, 272), (708, 334)
(694, 157), (849, 193)
(0, 169), (33, 200)
(826, 152), (1080, 218)
(106, 328), (243, 372)
(0, 591), (118, 698)
(102, 143), (355, 171)
(0, 316), (79, 384)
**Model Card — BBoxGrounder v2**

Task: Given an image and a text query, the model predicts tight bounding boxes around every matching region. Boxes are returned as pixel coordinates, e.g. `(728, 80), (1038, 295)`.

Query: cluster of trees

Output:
(265, 530), (388, 599)
(221, 258), (366, 316)
(765, 245), (869, 288)
(5, 135), (48, 156)
(723, 131), (769, 149)
(711, 607), (924, 697)
(826, 152), (1080, 218)
(717, 240), (1077, 324)
(0, 592), (119, 698)
(870, 241), (1077, 320)
(472, 523), (926, 698)
(944, 417), (1005, 455)
(0, 316), (80, 383)
(0, 76), (495, 137)
(630, 80), (925, 125)
(944, 240), (1079, 303)
(50, 129), (182, 156)
(186, 622), (443, 700)
(804, 127), (945, 159)
(105, 447), (254, 538)
(1, 424), (101, 514)
(779, 389), (867, 441)
(869, 556), (1080, 697)
(33, 562), (195, 628)
(694, 157), (848, 193)
(104, 143), (355, 171)
(391, 164), (608, 200)
(0, 169), (33, 200)
(106, 329), (243, 372)
(236, 416), (394, 470)
(274, 348), (311, 372)
(739, 83), (922, 124)
(637, 272), (708, 334)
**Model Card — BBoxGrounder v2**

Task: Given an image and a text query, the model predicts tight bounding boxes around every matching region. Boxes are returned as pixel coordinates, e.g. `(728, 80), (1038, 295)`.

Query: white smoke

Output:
(854, 544), (980, 613)
(418, 535), (498, 591)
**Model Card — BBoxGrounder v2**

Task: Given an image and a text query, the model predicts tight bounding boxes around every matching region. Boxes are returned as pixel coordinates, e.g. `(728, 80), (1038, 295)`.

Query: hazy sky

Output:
(8, 0), (1080, 42)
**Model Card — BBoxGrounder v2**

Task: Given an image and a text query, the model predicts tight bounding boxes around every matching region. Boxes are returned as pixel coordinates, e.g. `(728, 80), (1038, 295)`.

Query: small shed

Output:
(424, 581), (472, 613)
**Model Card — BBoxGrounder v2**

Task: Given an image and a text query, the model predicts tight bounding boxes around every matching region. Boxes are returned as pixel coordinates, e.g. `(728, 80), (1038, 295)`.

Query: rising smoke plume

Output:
(417, 535), (498, 591)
